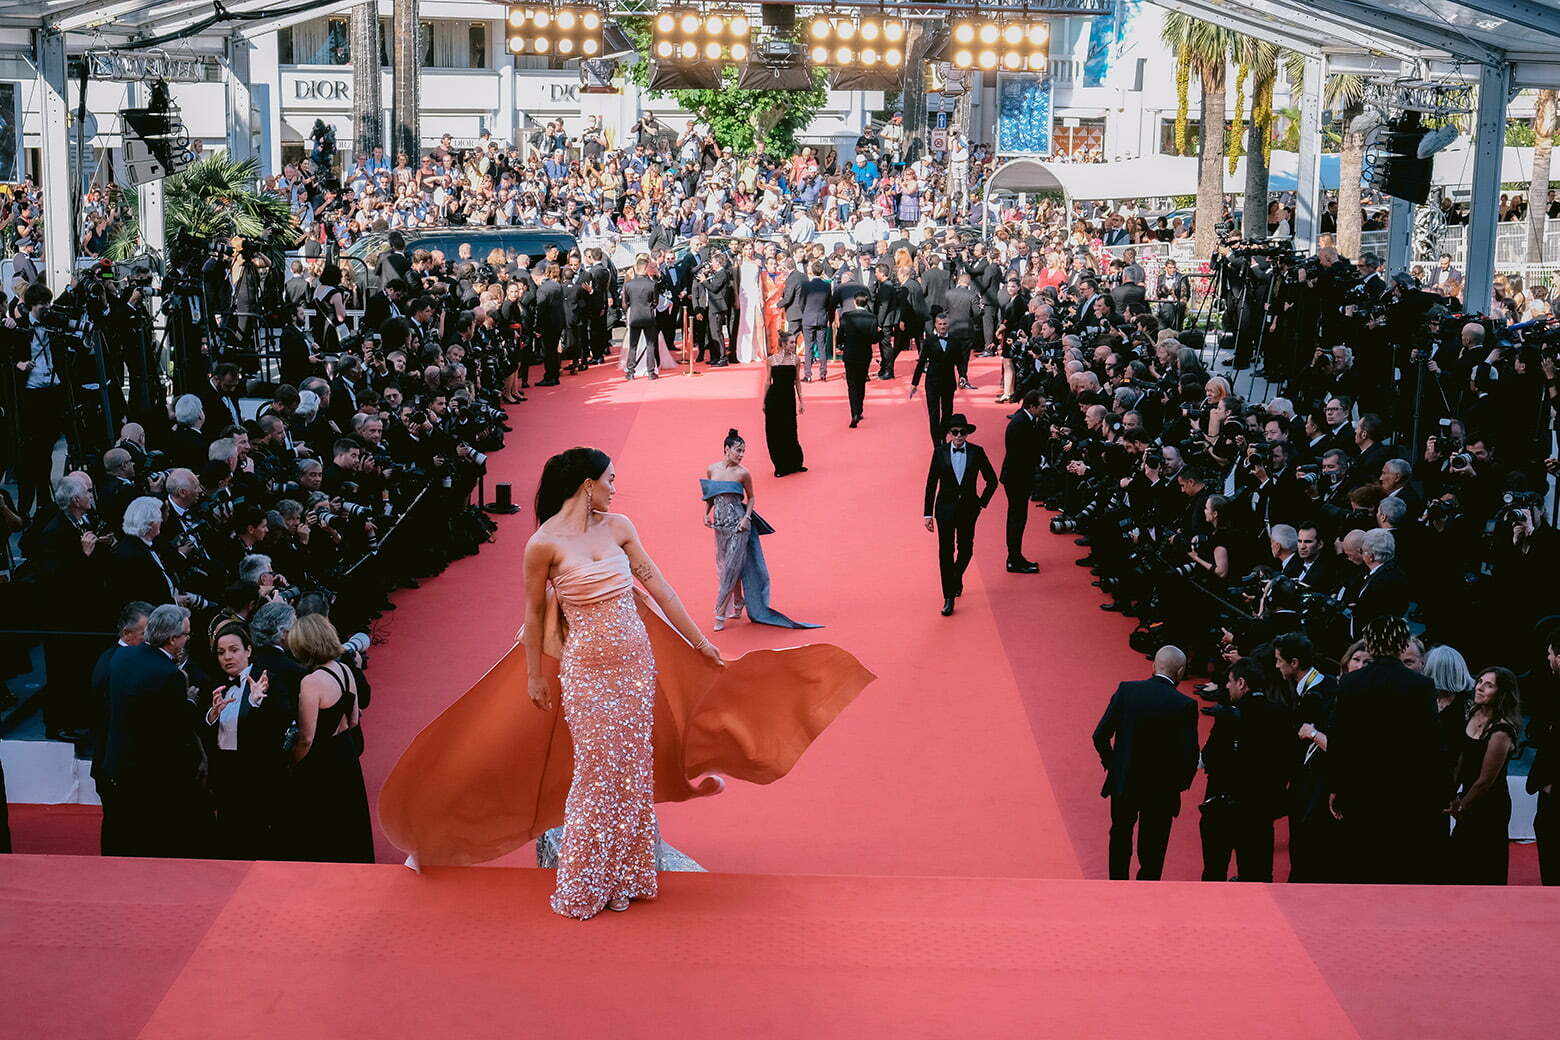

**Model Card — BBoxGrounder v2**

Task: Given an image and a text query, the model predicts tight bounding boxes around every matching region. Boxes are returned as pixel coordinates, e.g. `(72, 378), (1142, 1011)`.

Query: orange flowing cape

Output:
(378, 588), (875, 867)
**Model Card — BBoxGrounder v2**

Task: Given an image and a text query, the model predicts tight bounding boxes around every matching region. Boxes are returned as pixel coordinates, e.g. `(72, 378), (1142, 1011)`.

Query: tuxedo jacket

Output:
(912, 332), (961, 389)
(704, 266), (733, 313)
(923, 441), (997, 518)
(1351, 562), (1411, 636)
(941, 285), (983, 334)
(836, 309), (878, 364)
(921, 265), (951, 312)
(799, 278), (834, 328)
(1001, 409), (1048, 487)
(106, 537), (178, 618)
(1092, 675), (1200, 806)
(101, 643), (201, 790)
(780, 269), (807, 326)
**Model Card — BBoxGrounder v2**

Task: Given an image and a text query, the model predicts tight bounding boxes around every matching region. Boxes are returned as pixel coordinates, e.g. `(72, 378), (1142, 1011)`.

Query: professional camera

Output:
(36, 304), (92, 335)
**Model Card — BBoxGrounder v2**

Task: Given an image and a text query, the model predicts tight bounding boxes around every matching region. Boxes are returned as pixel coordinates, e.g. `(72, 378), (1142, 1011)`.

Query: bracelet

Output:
(692, 637), (712, 651)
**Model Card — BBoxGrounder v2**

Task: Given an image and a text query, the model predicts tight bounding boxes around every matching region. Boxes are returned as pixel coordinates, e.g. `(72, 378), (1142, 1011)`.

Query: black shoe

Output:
(1074, 537), (1091, 547)
(648, 372), (658, 379)
(1006, 560), (1040, 573)
(710, 360), (729, 367)
(47, 727), (88, 743)
(849, 417), (859, 428)
(537, 378), (560, 387)
(1075, 556), (1098, 567)
(941, 598), (955, 616)
(1100, 602), (1127, 613)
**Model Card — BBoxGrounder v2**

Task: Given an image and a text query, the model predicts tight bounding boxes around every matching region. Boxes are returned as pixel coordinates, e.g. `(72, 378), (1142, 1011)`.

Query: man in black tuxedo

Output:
(779, 246), (807, 348)
(703, 254), (734, 366)
(920, 252), (950, 316)
(655, 248), (685, 362)
(1198, 658), (1294, 882)
(1001, 391), (1047, 572)
(970, 245), (1001, 363)
(921, 413), (997, 616)
(196, 362), (246, 439)
(90, 601), (153, 855)
(1329, 617), (1443, 883)
(871, 263), (902, 379)
(1349, 529), (1410, 637)
(376, 231), (412, 289)
(799, 261), (835, 382)
(362, 278), (408, 331)
(941, 270), (984, 378)
(98, 604), (209, 858)
(1092, 645), (1199, 880)
(1274, 631), (1342, 882)
(909, 314), (960, 447)
(533, 262), (566, 386)
(837, 289), (877, 427)
(586, 248), (615, 364)
(621, 254), (660, 380)
(107, 496), (181, 612)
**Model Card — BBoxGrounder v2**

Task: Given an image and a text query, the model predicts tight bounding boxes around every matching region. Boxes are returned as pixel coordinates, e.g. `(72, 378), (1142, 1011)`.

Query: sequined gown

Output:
(708, 488), (750, 623)
(550, 555), (659, 919)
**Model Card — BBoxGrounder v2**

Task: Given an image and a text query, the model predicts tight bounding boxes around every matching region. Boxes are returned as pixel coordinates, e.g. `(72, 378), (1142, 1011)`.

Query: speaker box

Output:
(761, 3), (795, 30)
(738, 61), (812, 90)
(649, 61), (722, 90)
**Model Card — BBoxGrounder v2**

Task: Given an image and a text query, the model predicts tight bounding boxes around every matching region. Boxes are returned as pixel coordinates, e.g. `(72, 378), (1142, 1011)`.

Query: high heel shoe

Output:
(607, 896), (631, 912)
(713, 617), (725, 632)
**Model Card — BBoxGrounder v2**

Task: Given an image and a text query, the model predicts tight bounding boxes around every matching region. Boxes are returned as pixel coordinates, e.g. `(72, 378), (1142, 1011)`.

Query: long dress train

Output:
(702, 480), (819, 629)
(736, 260), (762, 363)
(763, 361), (805, 476)
(378, 554), (869, 887)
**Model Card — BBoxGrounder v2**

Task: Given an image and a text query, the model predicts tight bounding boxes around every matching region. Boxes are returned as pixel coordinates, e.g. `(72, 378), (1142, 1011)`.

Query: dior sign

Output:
(295, 79), (350, 101)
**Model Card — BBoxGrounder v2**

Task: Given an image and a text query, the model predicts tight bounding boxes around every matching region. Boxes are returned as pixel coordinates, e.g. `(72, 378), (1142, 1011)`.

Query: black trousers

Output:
(1287, 810), (1341, 883)
(980, 307), (997, 353)
(692, 311), (714, 362)
(589, 311), (609, 362)
(16, 386), (64, 515)
(1199, 799), (1275, 882)
(708, 308), (731, 361)
(876, 326), (899, 376)
(1109, 793), (1176, 880)
(844, 355), (870, 420)
(540, 326), (563, 382)
(1003, 479), (1031, 562)
(933, 503), (978, 599)
(625, 323), (655, 374)
(922, 377), (955, 446)
(952, 329), (978, 382)
(1538, 791), (1559, 886)
(656, 312), (679, 358)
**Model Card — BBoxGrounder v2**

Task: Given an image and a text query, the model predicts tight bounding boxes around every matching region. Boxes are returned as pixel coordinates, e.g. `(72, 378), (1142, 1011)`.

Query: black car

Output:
(345, 227), (581, 285)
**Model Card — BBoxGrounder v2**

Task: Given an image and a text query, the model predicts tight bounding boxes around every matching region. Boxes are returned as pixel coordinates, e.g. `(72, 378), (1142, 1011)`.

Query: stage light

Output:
(652, 7), (752, 66)
(861, 20), (880, 42)
(680, 13), (700, 34)
(731, 14), (749, 35)
(836, 45), (853, 64)
(582, 38), (599, 55)
(885, 48), (902, 66)
(706, 14), (725, 34)
(656, 39), (674, 58)
(680, 40), (698, 59)
(656, 12), (675, 33)
(811, 44), (829, 63)
(556, 10), (575, 30)
(946, 18), (1052, 72)
(838, 21), (856, 40)
(884, 20), (904, 42)
(508, 9), (524, 28)
(730, 41), (748, 61)
(533, 11), (549, 28)
(505, 6), (605, 59)
(861, 47), (878, 65)
(508, 36), (524, 52)
(705, 41), (722, 59)
(810, 20), (831, 40)
(534, 36), (549, 52)
(583, 12), (600, 30)
(559, 37), (575, 53)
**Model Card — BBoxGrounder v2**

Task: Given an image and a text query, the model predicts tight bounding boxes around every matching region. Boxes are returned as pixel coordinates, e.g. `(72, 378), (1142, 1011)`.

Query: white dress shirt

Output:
(215, 665), (253, 751)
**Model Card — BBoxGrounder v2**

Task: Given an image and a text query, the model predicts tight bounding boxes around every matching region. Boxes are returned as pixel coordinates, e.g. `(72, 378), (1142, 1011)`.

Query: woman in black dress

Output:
(1447, 666), (1522, 884)
(762, 324), (807, 477)
(285, 613), (373, 863)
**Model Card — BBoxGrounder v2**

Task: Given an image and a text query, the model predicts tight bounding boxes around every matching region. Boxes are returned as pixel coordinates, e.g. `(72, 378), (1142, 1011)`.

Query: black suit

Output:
(1001, 408), (1047, 564)
(1199, 693), (1294, 882)
(921, 265), (950, 315)
(622, 274), (659, 374)
(200, 666), (292, 858)
(1289, 671), (1342, 882)
(196, 380), (244, 439)
(911, 332), (960, 445)
(534, 280), (566, 381)
(1350, 562), (1411, 637)
(922, 441), (997, 599)
(99, 643), (209, 858)
(837, 308), (877, 422)
(704, 265), (733, 362)
(279, 324), (316, 388)
(1330, 658), (1442, 883)
(105, 537), (178, 617)
(587, 262), (613, 362)
(780, 268), (806, 335)
(941, 284), (983, 366)
(1092, 675), (1200, 880)
(798, 277), (834, 378)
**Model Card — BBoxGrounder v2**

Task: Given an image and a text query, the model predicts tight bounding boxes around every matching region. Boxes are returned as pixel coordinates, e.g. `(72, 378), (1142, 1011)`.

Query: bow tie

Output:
(951, 446), (965, 454)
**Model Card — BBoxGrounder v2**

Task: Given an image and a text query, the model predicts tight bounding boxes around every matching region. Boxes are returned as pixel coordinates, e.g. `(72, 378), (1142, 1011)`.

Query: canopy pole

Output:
(1466, 61), (1511, 313)
(35, 29), (75, 292)
(1293, 55), (1325, 254)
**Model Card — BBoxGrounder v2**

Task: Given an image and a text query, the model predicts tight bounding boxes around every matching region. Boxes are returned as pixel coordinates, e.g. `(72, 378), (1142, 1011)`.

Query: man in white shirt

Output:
(948, 130), (970, 202)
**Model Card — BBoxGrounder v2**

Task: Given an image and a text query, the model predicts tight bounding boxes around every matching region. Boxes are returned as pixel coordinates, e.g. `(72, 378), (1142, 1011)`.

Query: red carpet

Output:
(6, 354), (1545, 882)
(2, 854), (1556, 1040)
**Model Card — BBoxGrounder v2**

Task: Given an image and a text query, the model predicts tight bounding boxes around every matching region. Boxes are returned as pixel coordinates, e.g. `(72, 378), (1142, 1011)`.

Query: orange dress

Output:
(378, 555), (874, 902)
(761, 270), (787, 356)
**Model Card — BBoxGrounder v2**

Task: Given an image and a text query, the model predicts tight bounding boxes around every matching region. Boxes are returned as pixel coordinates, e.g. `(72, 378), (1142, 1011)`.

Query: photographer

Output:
(1199, 657), (1294, 882)
(5, 282), (65, 516)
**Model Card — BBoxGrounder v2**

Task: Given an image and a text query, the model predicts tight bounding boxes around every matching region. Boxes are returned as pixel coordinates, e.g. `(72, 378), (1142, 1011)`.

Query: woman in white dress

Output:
(735, 242), (762, 364)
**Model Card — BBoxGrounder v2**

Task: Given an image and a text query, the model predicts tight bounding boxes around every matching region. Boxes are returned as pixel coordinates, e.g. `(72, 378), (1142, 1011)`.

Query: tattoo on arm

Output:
(632, 559), (656, 584)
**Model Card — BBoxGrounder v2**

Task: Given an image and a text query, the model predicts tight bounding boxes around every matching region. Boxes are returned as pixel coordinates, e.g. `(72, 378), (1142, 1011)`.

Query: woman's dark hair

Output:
(723, 428), (744, 450)
(534, 447), (611, 524)
(320, 263), (342, 287)
(210, 620), (252, 655)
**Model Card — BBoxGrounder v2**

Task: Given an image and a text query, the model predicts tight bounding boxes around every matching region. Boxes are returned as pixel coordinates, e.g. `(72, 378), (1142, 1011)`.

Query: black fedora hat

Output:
(944, 413), (976, 435)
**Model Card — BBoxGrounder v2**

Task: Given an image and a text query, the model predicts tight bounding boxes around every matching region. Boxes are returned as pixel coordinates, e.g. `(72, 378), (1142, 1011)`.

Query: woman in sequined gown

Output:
(521, 448), (724, 919)
(703, 429), (819, 631)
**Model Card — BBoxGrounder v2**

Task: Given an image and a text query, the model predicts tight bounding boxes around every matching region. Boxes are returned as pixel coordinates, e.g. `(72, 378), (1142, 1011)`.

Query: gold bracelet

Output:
(692, 637), (711, 651)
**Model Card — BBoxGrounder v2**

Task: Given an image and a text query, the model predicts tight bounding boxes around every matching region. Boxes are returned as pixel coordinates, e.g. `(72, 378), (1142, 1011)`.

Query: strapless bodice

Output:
(552, 554), (633, 606)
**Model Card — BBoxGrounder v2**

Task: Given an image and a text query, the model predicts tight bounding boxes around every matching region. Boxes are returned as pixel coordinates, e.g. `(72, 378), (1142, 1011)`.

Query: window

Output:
(1054, 118), (1106, 159)
(469, 22), (487, 69)
(1161, 118), (1197, 156)
(280, 17), (350, 66)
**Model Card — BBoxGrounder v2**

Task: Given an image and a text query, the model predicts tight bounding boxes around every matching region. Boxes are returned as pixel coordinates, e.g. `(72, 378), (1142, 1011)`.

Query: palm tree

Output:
(106, 153), (301, 267)
(1327, 73), (1368, 260)
(1163, 12), (1238, 259)
(1231, 39), (1306, 239)
(1528, 89), (1557, 266)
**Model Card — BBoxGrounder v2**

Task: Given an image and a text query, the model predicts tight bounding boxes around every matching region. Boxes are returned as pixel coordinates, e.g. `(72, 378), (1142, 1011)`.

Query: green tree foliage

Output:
(619, 16), (828, 157)
(106, 153), (301, 268)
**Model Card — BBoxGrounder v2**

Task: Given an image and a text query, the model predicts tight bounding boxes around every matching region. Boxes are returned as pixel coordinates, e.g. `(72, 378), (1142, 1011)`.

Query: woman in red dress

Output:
(760, 252), (787, 357)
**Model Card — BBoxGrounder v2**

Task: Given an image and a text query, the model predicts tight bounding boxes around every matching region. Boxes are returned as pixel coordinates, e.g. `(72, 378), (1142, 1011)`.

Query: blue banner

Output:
(1083, 0), (1143, 88)
(997, 75), (1053, 156)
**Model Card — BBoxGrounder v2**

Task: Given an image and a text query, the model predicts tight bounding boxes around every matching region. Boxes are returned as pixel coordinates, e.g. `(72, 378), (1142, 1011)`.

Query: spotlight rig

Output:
(804, 13), (907, 70)
(505, 4), (604, 59)
(651, 7), (752, 64)
(948, 17), (1050, 73)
